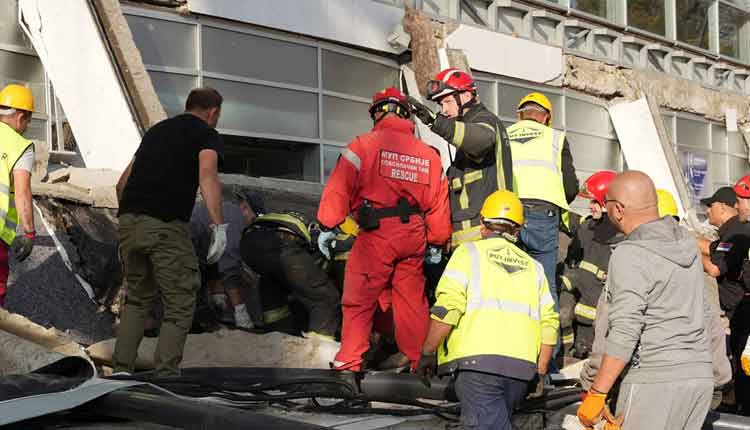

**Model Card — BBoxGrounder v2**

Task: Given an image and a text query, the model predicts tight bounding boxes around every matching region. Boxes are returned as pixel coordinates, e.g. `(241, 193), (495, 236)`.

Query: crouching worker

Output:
(240, 210), (340, 341)
(417, 190), (559, 430)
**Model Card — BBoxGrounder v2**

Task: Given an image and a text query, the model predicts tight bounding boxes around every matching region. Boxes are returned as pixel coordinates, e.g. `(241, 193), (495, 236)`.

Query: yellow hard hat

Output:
(0, 84), (33, 112)
(656, 189), (679, 219)
(480, 190), (524, 226)
(517, 92), (552, 126)
(340, 216), (359, 236)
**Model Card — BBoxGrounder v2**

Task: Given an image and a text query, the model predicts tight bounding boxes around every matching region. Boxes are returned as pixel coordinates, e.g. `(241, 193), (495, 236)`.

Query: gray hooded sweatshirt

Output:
(602, 216), (713, 384)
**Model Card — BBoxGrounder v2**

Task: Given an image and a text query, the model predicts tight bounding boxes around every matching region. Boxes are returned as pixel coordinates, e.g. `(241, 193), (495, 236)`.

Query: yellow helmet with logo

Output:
(656, 189), (679, 219)
(517, 92), (552, 126)
(480, 190), (524, 226)
(340, 216), (360, 236)
(0, 84), (34, 112)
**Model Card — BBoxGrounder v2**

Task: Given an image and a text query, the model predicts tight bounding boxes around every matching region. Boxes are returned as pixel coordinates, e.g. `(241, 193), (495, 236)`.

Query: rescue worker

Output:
(416, 190), (558, 429)
(409, 68), (514, 248)
(240, 210), (340, 340)
(508, 93), (579, 309)
(190, 191), (265, 330)
(559, 170), (620, 359)
(0, 84), (36, 307)
(114, 87), (226, 376)
(729, 175), (750, 415)
(578, 171), (712, 430)
(318, 87), (451, 371)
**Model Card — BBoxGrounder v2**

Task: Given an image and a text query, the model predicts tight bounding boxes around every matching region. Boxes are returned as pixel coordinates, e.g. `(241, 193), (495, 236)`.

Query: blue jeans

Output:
(454, 370), (528, 430)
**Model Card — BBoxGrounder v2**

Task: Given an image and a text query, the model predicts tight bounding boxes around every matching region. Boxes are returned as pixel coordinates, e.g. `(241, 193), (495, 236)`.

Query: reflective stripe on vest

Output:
(578, 260), (607, 281)
(508, 120), (568, 211)
(574, 302), (597, 321)
(0, 122), (32, 245)
(253, 213), (311, 244)
(451, 222), (482, 250)
(264, 305), (291, 324)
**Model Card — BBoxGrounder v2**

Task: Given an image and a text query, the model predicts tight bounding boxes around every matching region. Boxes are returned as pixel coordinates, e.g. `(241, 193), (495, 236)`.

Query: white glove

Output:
(206, 223), (228, 265)
(317, 230), (337, 260)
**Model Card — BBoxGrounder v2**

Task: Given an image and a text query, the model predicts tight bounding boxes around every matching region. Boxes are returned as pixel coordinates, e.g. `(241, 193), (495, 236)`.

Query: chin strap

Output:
(454, 92), (477, 120)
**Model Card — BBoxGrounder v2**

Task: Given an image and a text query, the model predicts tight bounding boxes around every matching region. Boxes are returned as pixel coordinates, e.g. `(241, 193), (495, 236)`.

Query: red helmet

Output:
(735, 175), (750, 198)
(427, 68), (476, 101)
(579, 170), (617, 206)
(369, 87), (410, 119)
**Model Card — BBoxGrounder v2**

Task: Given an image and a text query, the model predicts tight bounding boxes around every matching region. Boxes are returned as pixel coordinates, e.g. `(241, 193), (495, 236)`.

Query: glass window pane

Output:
(712, 152), (729, 185)
(148, 71), (195, 117)
(322, 96), (371, 143)
(498, 84), (562, 128)
(675, 117), (709, 149)
(322, 50), (398, 98)
(422, 0), (451, 16)
(676, 0), (710, 50)
(566, 97), (614, 137)
(729, 131), (746, 154)
(628, 0), (666, 36)
(730, 155), (749, 180)
(126, 15), (195, 69)
(0, 1), (31, 49)
(475, 80), (496, 114)
(323, 145), (343, 181)
(678, 149), (712, 205)
(711, 124), (727, 152)
(567, 132), (621, 171)
(202, 27), (317, 87)
(0, 50), (44, 83)
(571, 0), (607, 19)
(222, 135), (320, 182)
(206, 78), (318, 139)
(720, 3), (749, 59)
(25, 118), (46, 144)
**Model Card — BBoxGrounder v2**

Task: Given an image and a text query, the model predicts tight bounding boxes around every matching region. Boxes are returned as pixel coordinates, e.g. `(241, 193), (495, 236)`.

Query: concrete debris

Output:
(33, 167), (120, 208)
(0, 307), (87, 360)
(87, 329), (340, 370)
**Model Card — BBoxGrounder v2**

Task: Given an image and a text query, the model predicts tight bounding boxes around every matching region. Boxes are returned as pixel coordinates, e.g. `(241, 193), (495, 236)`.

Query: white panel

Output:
(187, 0), (405, 54)
(446, 24), (563, 84)
(19, 0), (141, 171)
(608, 98), (686, 219)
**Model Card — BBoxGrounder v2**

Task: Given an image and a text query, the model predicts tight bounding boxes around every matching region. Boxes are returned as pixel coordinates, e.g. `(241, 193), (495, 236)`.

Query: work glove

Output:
(11, 232), (34, 262)
(317, 229), (337, 260)
(206, 224), (228, 265)
(407, 96), (436, 127)
(425, 245), (442, 265)
(526, 373), (545, 399)
(415, 351), (437, 388)
(742, 336), (750, 376)
(576, 391), (607, 427)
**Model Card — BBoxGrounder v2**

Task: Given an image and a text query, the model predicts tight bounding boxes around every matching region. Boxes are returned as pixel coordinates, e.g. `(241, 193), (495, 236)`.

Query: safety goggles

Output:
(516, 104), (548, 114)
(426, 80), (458, 101)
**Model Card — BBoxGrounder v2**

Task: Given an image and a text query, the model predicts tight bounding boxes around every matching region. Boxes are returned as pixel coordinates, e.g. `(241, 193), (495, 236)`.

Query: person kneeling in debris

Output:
(417, 190), (559, 430)
(240, 210), (340, 342)
(190, 191), (267, 330)
(0, 85), (37, 307)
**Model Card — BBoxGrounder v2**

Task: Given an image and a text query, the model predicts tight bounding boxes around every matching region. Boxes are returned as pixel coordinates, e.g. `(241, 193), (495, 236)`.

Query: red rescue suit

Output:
(318, 116), (451, 370)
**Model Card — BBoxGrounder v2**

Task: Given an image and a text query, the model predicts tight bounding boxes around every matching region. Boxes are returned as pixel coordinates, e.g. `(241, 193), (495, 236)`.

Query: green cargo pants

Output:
(113, 213), (200, 376)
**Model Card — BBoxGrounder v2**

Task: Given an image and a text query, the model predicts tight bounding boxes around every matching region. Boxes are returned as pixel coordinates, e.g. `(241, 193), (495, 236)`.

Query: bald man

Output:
(577, 171), (713, 430)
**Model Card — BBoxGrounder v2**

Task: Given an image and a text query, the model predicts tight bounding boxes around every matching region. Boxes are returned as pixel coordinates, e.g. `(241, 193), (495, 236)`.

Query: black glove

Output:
(415, 351), (438, 388)
(11, 233), (34, 262)
(407, 96), (436, 127)
(526, 373), (546, 399)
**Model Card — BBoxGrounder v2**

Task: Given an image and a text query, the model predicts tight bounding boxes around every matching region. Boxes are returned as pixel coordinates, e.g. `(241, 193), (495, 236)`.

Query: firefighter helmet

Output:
(369, 87), (410, 120)
(426, 68), (476, 101)
(480, 190), (524, 226)
(656, 189), (679, 219)
(517, 92), (552, 126)
(0, 84), (33, 112)
(579, 170), (617, 206)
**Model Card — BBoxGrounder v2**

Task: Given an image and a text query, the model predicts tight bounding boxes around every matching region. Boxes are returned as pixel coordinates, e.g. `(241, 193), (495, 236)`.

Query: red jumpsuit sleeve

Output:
(317, 141), (361, 230)
(424, 159), (451, 246)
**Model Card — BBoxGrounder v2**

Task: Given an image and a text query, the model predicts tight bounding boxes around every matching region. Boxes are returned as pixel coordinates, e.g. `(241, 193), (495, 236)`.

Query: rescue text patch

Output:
(379, 150), (430, 185)
(487, 246), (529, 275)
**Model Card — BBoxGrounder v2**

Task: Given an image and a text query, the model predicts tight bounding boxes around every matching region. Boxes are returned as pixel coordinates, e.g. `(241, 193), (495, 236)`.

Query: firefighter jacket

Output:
(430, 235), (559, 381)
(249, 212), (312, 245)
(317, 116), (451, 247)
(430, 103), (514, 248)
(508, 119), (568, 210)
(0, 122), (32, 245)
(561, 215), (623, 324)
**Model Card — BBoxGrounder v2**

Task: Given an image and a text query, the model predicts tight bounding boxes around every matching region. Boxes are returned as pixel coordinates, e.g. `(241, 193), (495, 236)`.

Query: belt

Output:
(578, 260), (607, 281)
(371, 200), (422, 223)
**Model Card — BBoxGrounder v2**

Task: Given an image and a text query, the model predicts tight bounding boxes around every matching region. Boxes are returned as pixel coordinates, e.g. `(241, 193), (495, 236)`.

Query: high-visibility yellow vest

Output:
(508, 120), (568, 211)
(431, 236), (559, 380)
(251, 212), (312, 244)
(0, 122), (32, 245)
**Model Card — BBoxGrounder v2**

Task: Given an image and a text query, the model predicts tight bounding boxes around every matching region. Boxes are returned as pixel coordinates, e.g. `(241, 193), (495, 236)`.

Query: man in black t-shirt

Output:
(113, 87), (227, 376)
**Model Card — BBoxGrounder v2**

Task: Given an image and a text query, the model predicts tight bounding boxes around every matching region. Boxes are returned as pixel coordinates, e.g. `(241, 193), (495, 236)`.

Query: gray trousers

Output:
(616, 379), (713, 430)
